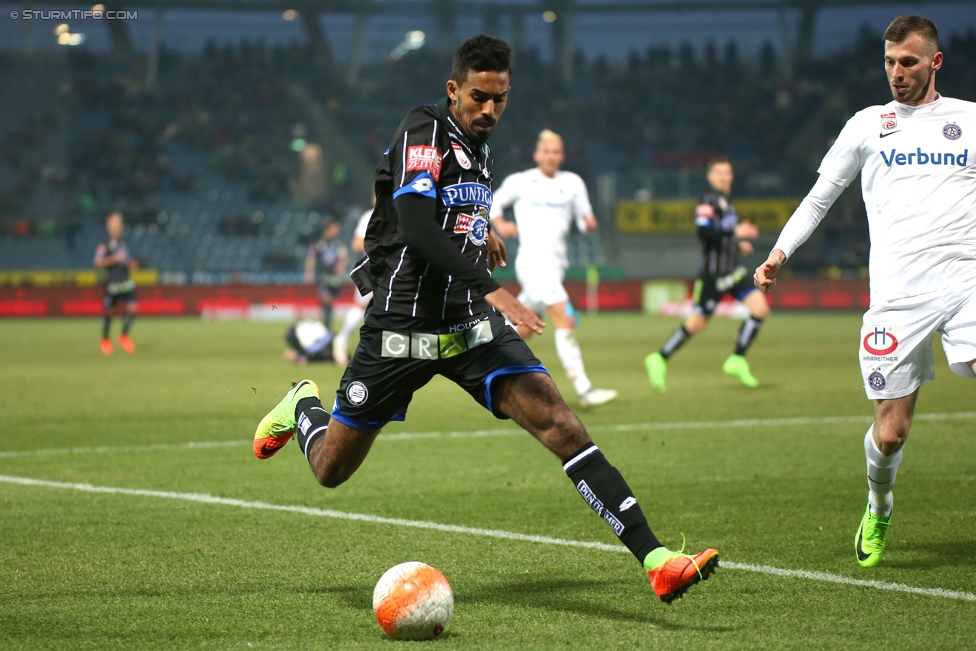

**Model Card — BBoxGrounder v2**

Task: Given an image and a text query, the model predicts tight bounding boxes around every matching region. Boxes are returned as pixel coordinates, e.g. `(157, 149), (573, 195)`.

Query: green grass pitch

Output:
(1, 312), (974, 650)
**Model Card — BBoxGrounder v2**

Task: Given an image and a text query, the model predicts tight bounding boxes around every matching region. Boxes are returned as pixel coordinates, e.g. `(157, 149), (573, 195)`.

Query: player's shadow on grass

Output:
(883, 539), (976, 568)
(456, 577), (732, 633)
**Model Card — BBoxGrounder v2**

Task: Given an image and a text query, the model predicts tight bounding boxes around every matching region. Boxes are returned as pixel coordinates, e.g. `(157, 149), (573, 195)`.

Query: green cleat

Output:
(253, 380), (321, 459)
(855, 504), (892, 567)
(723, 354), (758, 388)
(645, 352), (667, 393)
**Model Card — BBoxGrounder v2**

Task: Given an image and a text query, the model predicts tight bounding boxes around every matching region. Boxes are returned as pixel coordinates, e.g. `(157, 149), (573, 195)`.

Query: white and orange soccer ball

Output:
(372, 561), (454, 640)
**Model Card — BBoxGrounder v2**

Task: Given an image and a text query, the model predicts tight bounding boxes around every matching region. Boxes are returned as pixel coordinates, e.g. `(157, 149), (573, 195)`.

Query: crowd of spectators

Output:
(1, 25), (974, 275)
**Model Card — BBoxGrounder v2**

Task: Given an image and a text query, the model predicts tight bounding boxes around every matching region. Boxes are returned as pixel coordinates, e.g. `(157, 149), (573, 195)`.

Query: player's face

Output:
(533, 139), (564, 177)
(106, 214), (123, 239)
(447, 70), (511, 143)
(707, 163), (734, 195)
(323, 223), (340, 241)
(884, 34), (942, 106)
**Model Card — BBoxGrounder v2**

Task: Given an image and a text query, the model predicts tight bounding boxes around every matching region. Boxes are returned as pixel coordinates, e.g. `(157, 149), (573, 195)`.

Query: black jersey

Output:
(351, 98), (497, 321)
(94, 239), (135, 295)
(310, 238), (347, 279)
(694, 191), (741, 278)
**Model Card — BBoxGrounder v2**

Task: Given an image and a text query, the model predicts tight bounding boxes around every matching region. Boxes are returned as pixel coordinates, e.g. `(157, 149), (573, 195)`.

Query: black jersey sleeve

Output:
(395, 194), (501, 296)
(694, 194), (728, 244)
(388, 116), (444, 202)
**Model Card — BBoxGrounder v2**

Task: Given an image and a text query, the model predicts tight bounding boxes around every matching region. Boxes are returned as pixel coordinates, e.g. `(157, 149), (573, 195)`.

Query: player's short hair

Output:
(706, 155), (732, 173)
(451, 34), (512, 84)
(536, 129), (563, 147)
(106, 211), (123, 223)
(884, 15), (939, 54)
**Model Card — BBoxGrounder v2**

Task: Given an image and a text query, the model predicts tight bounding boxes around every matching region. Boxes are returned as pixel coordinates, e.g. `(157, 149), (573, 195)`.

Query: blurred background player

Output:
(645, 156), (768, 391)
(332, 197), (375, 365)
(490, 130), (617, 408)
(93, 211), (137, 355)
(755, 15), (976, 567)
(304, 219), (348, 329)
(284, 318), (335, 365)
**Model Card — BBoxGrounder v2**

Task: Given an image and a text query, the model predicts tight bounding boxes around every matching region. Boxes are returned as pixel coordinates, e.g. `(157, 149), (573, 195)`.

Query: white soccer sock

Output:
(334, 305), (365, 354)
(864, 425), (901, 517)
(555, 328), (592, 396)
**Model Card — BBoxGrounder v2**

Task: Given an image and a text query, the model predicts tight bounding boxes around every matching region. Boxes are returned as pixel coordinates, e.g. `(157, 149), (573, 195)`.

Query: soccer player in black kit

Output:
(645, 157), (769, 391)
(253, 35), (718, 603)
(94, 211), (137, 355)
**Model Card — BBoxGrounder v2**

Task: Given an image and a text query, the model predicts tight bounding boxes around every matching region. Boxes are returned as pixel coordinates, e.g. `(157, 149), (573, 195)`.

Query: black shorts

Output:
(693, 267), (755, 317)
(319, 278), (341, 299)
(103, 291), (137, 309)
(331, 309), (548, 430)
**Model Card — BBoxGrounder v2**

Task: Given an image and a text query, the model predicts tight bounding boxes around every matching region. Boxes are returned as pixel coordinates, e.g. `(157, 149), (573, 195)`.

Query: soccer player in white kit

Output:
(490, 130), (618, 407)
(755, 15), (976, 567)
(332, 201), (375, 365)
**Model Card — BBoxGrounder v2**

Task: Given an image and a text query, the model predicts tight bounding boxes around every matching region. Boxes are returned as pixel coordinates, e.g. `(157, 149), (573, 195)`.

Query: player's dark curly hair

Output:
(451, 34), (512, 83)
(884, 15), (938, 52)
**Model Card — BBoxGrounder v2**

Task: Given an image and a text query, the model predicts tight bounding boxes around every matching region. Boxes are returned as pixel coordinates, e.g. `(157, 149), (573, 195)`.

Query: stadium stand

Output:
(1, 28), (974, 277)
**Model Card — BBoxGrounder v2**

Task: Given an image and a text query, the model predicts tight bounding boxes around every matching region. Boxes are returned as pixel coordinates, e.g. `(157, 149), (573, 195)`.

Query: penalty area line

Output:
(0, 473), (973, 603)
(2, 411), (975, 459)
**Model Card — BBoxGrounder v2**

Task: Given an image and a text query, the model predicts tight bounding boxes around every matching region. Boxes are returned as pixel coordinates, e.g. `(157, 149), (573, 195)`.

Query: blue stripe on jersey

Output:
(392, 171), (438, 199)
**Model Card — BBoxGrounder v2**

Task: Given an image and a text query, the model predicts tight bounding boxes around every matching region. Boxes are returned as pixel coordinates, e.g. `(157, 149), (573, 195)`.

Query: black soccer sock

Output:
(122, 313), (135, 335)
(563, 444), (663, 564)
(660, 325), (691, 360)
(294, 396), (330, 461)
(101, 315), (111, 339)
(734, 316), (763, 356)
(322, 303), (334, 329)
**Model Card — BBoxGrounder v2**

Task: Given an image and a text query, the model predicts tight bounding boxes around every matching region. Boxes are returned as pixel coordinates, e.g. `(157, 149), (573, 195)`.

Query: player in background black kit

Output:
(304, 219), (348, 329)
(645, 157), (769, 391)
(252, 35), (719, 604)
(94, 211), (137, 355)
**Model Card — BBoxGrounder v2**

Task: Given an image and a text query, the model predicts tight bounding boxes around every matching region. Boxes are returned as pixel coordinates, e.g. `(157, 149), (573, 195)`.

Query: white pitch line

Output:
(0, 473), (973, 603)
(3, 411), (975, 459)
(0, 440), (247, 459)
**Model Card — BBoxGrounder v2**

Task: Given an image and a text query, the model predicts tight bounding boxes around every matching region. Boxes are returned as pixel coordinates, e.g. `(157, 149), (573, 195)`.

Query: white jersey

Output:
(490, 168), (593, 272)
(777, 95), (976, 304)
(354, 208), (372, 240)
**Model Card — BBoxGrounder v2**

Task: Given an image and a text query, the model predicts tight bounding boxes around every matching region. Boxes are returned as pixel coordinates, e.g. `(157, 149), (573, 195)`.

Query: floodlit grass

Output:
(1, 313), (973, 650)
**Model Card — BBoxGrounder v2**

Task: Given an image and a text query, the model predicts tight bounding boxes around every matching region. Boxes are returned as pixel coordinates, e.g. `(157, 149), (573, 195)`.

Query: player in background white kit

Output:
(490, 130), (618, 407)
(332, 199), (375, 365)
(755, 15), (976, 568)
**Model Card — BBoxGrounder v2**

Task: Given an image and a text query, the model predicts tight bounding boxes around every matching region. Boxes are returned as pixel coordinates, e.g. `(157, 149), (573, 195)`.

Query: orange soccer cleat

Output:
(100, 338), (114, 355)
(646, 547), (719, 604)
(117, 334), (136, 354)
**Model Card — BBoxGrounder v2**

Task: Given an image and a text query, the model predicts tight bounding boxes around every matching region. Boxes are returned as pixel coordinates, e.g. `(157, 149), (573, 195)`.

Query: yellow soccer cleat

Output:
(253, 380), (321, 459)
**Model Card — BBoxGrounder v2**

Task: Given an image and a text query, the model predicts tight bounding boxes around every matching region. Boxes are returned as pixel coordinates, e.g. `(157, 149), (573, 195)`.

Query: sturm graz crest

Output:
(943, 123), (962, 140)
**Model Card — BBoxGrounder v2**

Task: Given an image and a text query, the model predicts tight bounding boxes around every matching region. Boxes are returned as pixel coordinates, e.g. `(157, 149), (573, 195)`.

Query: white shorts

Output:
(516, 266), (568, 318)
(354, 290), (372, 309)
(859, 286), (976, 400)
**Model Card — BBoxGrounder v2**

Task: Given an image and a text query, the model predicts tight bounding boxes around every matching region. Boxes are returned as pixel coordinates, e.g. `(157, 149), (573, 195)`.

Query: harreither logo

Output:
(880, 148), (968, 167)
(863, 327), (898, 356)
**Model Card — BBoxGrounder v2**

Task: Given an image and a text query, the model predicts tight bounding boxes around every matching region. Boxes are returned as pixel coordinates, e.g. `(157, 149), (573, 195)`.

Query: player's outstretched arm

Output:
(754, 250), (787, 294)
(483, 287), (545, 334)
